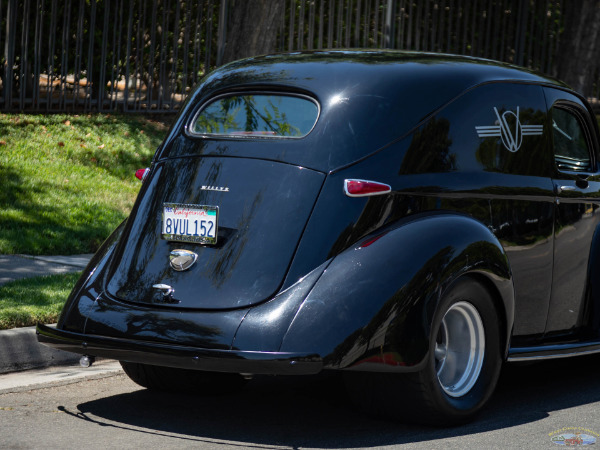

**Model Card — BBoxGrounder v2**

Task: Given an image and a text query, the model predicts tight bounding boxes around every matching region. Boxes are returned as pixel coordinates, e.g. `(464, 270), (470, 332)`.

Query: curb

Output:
(0, 254), (94, 373)
(0, 324), (81, 374)
(0, 360), (123, 394)
(0, 254), (93, 286)
(16, 254), (93, 269)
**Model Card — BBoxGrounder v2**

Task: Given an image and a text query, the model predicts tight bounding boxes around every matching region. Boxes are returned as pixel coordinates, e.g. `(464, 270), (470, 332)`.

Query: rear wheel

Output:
(435, 300), (485, 398)
(120, 362), (248, 394)
(346, 277), (502, 425)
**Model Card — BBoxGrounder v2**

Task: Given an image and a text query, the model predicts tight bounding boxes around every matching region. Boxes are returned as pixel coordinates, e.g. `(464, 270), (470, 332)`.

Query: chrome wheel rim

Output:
(435, 301), (485, 397)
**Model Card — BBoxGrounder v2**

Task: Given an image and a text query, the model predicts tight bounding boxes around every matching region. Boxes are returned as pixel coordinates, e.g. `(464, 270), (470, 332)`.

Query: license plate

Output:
(162, 203), (218, 245)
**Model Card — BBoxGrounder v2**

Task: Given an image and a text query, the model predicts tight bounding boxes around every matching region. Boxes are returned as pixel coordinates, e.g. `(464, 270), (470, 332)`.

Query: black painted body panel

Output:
(105, 156), (324, 309)
(163, 51), (564, 172)
(281, 212), (513, 370)
(39, 50), (600, 373)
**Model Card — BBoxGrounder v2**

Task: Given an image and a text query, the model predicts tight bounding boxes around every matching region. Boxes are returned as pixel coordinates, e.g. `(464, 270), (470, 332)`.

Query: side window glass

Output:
(552, 107), (592, 172)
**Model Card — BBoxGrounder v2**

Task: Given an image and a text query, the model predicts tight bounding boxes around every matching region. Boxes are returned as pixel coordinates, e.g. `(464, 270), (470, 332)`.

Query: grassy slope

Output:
(0, 113), (170, 255)
(0, 272), (81, 329)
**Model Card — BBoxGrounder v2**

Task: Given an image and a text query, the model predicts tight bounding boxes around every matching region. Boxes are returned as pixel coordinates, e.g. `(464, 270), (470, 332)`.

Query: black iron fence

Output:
(279, 0), (561, 71)
(1, 0), (222, 112)
(0, 0), (596, 113)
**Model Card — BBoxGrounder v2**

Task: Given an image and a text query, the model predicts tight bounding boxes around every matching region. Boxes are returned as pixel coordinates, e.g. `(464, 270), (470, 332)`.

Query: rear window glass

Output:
(190, 94), (319, 138)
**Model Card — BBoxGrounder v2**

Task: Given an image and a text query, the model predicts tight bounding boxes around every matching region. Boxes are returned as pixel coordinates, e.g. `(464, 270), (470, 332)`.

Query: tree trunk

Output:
(555, 0), (600, 96)
(222, 0), (285, 64)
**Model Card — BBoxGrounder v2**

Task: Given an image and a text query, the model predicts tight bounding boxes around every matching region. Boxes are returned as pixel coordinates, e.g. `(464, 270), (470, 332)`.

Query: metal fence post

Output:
(514, 0), (529, 67)
(216, 0), (228, 67)
(384, 0), (395, 49)
(3, 0), (17, 109)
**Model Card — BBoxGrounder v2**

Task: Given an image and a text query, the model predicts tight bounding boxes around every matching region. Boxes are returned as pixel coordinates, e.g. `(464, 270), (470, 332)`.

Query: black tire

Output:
(120, 362), (248, 394)
(345, 277), (502, 425)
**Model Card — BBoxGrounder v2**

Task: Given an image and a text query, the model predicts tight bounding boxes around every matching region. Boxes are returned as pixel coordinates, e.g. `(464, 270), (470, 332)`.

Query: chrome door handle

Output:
(555, 185), (577, 194)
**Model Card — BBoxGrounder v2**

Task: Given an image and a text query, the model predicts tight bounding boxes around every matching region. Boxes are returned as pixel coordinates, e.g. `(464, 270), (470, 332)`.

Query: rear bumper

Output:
(36, 323), (323, 375)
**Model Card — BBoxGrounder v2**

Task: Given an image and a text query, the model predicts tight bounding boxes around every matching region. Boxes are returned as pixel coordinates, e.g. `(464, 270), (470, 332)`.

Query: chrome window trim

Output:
(186, 91), (321, 140)
(551, 101), (596, 173)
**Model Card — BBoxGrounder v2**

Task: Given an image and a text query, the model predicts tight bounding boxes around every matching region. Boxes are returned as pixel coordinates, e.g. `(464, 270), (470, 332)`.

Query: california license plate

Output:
(162, 203), (218, 244)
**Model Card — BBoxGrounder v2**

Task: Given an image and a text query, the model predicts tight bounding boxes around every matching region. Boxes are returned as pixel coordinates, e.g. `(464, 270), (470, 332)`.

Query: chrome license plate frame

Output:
(162, 203), (218, 245)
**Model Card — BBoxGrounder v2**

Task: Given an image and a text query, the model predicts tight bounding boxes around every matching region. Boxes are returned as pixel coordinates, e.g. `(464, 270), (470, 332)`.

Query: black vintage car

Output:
(38, 51), (600, 424)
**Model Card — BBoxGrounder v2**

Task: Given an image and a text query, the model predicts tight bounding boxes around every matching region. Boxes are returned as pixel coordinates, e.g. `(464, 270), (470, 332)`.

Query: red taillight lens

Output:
(135, 168), (149, 181)
(344, 179), (391, 197)
(359, 232), (388, 248)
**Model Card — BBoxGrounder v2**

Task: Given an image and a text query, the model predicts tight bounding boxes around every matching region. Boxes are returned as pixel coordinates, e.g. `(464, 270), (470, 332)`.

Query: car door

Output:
(470, 83), (555, 339)
(544, 87), (600, 337)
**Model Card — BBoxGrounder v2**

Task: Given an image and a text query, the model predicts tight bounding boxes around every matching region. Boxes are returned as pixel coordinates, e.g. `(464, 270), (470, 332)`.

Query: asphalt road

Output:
(1, 354), (600, 449)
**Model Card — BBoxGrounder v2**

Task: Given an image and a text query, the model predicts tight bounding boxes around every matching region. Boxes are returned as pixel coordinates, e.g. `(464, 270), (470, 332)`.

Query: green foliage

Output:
(0, 272), (81, 330)
(193, 94), (305, 136)
(0, 113), (169, 255)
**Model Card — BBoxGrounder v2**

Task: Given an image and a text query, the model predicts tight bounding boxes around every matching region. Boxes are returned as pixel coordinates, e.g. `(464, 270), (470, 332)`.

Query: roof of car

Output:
(199, 50), (565, 101)
(176, 51), (568, 171)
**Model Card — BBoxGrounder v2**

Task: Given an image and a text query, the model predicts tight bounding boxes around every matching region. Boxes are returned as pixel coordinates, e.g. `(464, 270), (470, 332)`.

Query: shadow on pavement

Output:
(63, 354), (600, 448)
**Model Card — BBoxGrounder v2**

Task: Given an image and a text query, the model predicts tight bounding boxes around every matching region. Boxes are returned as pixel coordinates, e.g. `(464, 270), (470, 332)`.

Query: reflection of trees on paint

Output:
(399, 117), (456, 174)
(125, 312), (223, 348)
(207, 190), (263, 289)
(327, 195), (411, 259)
(476, 108), (550, 177)
(107, 157), (217, 305)
(489, 199), (554, 248)
(326, 245), (455, 368)
(193, 95), (315, 137)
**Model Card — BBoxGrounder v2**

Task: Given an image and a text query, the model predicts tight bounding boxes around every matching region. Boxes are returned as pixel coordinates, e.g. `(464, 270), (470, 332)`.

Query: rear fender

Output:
(57, 221), (126, 332)
(280, 211), (514, 372)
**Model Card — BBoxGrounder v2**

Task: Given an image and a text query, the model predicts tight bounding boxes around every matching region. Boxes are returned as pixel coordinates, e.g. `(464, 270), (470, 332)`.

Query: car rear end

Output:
(39, 50), (521, 374)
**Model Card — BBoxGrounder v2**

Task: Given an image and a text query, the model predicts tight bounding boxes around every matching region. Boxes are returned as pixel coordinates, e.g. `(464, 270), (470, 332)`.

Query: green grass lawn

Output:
(0, 113), (171, 255)
(0, 272), (81, 329)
